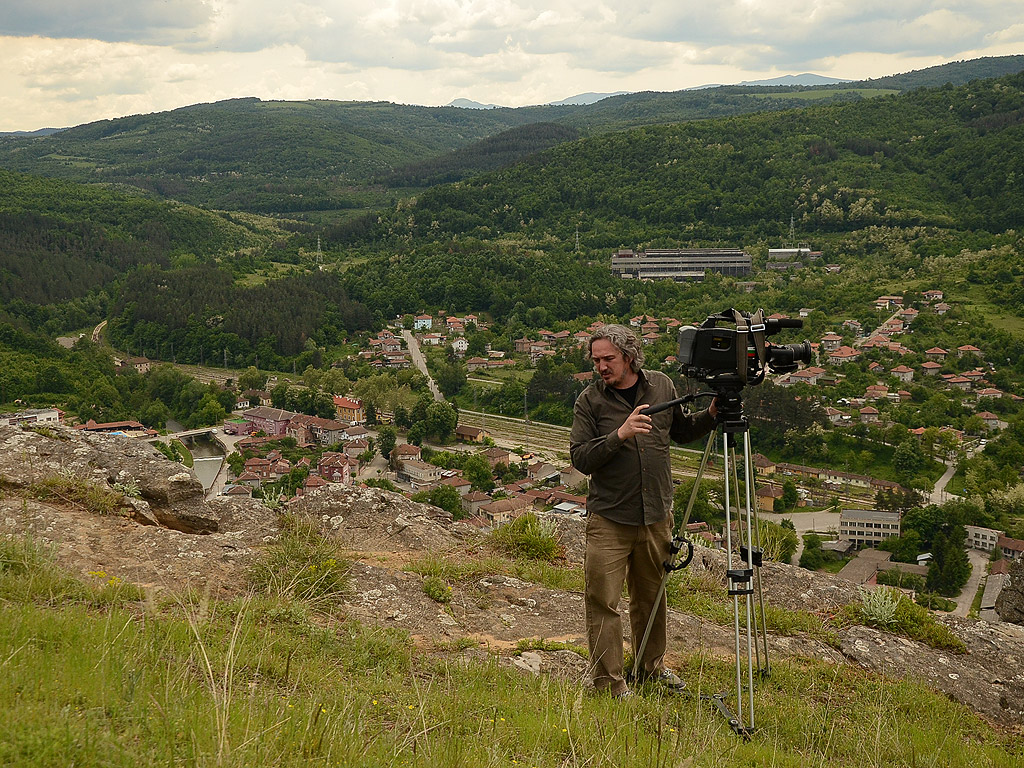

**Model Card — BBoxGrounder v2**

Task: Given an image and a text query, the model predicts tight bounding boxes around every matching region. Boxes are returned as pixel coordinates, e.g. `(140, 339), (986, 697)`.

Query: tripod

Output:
(634, 386), (771, 739)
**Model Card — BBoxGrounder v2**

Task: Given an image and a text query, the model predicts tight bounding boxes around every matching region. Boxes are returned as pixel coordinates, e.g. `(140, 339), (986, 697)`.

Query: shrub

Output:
(247, 513), (350, 606)
(422, 575), (452, 604)
(488, 512), (563, 562)
(841, 586), (966, 653)
(915, 592), (957, 612)
(858, 585), (900, 627)
(29, 474), (126, 516)
(876, 569), (925, 591)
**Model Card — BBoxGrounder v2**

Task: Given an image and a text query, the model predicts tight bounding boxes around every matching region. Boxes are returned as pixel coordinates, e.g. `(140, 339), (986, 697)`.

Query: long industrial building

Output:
(610, 248), (752, 280)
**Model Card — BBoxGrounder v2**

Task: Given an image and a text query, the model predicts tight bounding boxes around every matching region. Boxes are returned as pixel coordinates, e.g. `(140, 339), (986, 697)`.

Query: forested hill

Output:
(859, 55), (1024, 91)
(0, 170), (275, 305)
(0, 99), (569, 214)
(1, 56), (1021, 216)
(381, 123), (581, 187)
(362, 71), (1024, 249)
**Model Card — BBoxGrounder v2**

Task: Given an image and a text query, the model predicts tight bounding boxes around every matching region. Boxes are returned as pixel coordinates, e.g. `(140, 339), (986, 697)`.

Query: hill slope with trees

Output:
(1, 57), (1021, 217)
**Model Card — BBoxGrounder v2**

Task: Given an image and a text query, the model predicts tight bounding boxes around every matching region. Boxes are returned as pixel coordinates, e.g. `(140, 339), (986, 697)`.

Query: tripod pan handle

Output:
(665, 536), (694, 572)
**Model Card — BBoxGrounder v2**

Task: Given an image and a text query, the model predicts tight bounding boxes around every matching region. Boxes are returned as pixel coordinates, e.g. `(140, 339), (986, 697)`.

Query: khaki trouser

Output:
(584, 513), (672, 695)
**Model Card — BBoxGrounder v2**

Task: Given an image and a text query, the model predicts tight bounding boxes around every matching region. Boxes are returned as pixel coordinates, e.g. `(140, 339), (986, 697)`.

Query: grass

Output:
(404, 551), (585, 594)
(487, 512), (564, 562)
(748, 88), (901, 101)
(172, 438), (194, 468)
(246, 513), (351, 609)
(0, 542), (1020, 767)
(27, 473), (131, 517)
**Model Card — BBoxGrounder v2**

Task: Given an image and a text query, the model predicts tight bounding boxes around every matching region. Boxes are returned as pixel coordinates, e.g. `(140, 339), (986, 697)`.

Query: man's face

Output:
(591, 338), (634, 389)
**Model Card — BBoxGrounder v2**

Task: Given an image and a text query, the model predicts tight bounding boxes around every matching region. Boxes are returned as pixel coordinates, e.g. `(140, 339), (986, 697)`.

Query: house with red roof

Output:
(828, 346), (860, 365)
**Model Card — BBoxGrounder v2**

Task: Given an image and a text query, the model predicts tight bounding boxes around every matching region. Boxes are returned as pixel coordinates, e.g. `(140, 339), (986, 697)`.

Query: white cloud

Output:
(0, 1), (1022, 130)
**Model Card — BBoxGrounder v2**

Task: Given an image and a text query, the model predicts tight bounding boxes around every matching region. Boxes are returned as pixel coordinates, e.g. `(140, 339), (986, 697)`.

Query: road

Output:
(929, 461), (957, 504)
(402, 329), (444, 402)
(953, 549), (990, 617)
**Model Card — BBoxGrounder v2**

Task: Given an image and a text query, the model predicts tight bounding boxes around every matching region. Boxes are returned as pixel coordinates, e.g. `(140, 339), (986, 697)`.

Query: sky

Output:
(1, 0), (1023, 132)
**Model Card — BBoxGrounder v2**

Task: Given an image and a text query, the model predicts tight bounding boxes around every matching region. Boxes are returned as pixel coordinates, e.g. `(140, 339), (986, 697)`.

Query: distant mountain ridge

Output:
(0, 128), (63, 137)
(1, 55), (1022, 216)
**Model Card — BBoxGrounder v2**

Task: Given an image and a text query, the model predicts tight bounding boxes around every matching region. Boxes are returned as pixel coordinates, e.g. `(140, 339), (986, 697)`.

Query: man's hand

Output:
(617, 404), (653, 440)
(709, 398), (719, 419)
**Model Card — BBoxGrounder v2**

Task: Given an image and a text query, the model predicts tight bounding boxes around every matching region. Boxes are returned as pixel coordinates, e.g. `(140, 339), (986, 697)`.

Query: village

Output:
(5, 286), (1023, 609)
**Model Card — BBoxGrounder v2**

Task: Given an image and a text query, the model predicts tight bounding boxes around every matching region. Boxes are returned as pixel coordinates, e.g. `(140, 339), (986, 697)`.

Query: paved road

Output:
(930, 460), (958, 505)
(402, 329), (444, 402)
(953, 548), (990, 617)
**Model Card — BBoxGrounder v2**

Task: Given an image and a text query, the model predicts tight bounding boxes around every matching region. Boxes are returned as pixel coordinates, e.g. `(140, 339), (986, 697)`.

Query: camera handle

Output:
(639, 394), (695, 416)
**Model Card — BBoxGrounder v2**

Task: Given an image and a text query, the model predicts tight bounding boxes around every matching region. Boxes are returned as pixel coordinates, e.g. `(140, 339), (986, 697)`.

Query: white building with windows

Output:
(965, 525), (1004, 552)
(839, 509), (901, 548)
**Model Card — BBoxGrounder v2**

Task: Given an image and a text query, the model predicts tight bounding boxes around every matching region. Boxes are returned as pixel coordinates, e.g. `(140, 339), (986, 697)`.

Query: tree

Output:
(672, 478), (717, 528)
(377, 425), (397, 461)
(435, 361), (467, 398)
(781, 479), (799, 511)
(271, 381), (290, 409)
(799, 533), (825, 570)
(463, 453), (495, 492)
(424, 401), (457, 442)
(893, 439), (927, 480)
(412, 484), (465, 520)
(926, 525), (972, 596)
(238, 366), (267, 392)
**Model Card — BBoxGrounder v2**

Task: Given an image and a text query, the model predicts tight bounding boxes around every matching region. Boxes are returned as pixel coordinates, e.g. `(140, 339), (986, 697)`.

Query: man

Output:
(569, 324), (717, 698)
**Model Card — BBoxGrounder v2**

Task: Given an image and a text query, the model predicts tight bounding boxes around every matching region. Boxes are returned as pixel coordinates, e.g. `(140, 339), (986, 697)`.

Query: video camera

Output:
(676, 308), (812, 390)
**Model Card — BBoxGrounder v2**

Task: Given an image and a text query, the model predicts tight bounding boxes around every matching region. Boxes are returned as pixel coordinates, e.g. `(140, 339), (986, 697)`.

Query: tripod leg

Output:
(631, 430), (717, 680)
(745, 431), (771, 681)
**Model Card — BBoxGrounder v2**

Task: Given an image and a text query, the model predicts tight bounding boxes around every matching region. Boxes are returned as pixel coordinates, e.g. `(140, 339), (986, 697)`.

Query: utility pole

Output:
(524, 388), (529, 453)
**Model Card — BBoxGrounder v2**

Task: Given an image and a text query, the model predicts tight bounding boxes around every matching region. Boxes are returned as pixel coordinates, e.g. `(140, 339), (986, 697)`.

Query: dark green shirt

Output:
(569, 369), (716, 526)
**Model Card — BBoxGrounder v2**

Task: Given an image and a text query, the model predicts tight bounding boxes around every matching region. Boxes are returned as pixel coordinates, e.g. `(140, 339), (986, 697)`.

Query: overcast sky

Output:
(1, 0), (1022, 131)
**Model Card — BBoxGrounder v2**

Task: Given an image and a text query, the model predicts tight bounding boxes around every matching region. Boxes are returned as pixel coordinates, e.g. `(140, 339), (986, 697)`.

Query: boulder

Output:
(996, 558), (1024, 624)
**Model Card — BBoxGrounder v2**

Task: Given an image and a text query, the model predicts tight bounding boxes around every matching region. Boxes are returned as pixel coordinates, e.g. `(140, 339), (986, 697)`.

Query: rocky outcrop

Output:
(996, 559), (1024, 624)
(287, 484), (459, 552)
(0, 424), (214, 533)
(3, 423), (1024, 729)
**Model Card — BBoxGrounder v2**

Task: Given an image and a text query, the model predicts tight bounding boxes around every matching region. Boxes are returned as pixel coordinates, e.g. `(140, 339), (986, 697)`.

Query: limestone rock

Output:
(287, 484), (459, 552)
(996, 559), (1024, 624)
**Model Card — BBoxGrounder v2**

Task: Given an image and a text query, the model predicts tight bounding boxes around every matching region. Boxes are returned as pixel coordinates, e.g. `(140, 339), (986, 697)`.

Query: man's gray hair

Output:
(589, 324), (644, 373)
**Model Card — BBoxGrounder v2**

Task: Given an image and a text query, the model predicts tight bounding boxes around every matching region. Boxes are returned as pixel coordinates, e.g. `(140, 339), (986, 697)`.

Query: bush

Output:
(247, 513), (350, 606)
(840, 586), (966, 653)
(915, 592), (957, 612)
(29, 474), (127, 516)
(488, 512), (563, 561)
(876, 569), (925, 591)
(422, 575), (452, 604)
(857, 585), (900, 627)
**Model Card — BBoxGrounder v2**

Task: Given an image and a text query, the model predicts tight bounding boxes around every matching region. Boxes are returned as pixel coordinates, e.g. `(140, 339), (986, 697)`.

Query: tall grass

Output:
(0, 535), (1016, 766)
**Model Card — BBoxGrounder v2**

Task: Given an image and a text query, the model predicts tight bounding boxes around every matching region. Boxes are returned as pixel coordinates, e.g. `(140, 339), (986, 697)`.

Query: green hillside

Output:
(1, 57), (1021, 217)
(383, 122), (581, 186)
(0, 170), (275, 304)
(860, 55), (1024, 90)
(369, 72), (1024, 248)
(0, 98), (569, 215)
